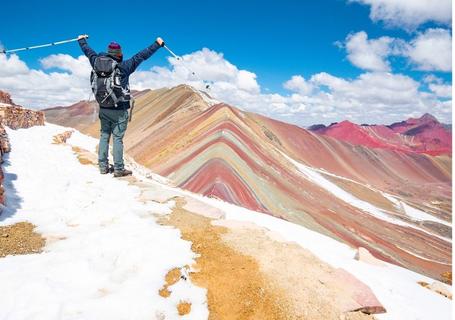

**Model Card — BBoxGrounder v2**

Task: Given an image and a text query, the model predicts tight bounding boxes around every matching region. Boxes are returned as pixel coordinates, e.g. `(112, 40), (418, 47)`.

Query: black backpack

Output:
(90, 56), (124, 108)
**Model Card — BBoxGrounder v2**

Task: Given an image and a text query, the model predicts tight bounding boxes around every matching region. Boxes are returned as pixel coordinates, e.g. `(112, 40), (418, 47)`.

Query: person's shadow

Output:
(0, 153), (22, 221)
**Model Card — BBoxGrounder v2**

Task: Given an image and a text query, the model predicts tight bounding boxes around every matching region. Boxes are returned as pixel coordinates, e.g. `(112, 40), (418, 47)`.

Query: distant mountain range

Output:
(308, 114), (451, 156)
(42, 85), (451, 280)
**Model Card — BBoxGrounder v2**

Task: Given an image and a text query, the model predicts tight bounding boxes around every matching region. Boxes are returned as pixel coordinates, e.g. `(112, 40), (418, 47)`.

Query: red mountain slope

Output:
(310, 114), (451, 156)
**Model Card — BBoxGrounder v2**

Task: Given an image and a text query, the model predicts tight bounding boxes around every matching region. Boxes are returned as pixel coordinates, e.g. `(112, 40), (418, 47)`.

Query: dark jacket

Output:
(78, 38), (161, 109)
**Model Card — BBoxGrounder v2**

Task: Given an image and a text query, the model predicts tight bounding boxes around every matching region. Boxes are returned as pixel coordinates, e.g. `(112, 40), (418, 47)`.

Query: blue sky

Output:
(0, 0), (452, 125)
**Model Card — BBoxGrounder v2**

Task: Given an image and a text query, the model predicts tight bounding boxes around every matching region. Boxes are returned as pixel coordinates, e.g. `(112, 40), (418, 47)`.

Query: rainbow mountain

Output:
(44, 85), (452, 281)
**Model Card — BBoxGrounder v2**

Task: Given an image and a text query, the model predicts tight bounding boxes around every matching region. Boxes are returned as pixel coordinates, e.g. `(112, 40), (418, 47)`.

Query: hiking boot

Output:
(114, 169), (132, 178)
(100, 165), (114, 175)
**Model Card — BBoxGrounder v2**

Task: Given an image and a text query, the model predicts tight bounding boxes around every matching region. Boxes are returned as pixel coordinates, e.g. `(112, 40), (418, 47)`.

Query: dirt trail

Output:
(159, 198), (292, 319)
(159, 198), (375, 320)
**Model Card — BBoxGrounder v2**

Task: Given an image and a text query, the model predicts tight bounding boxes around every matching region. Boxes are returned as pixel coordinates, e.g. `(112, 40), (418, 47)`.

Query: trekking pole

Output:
(0, 36), (88, 54)
(163, 44), (211, 89)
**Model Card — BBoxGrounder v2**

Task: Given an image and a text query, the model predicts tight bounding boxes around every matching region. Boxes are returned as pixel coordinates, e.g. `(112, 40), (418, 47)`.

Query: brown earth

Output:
(159, 198), (293, 319)
(159, 268), (182, 298)
(216, 220), (381, 318)
(159, 198), (376, 320)
(177, 301), (192, 316)
(71, 146), (96, 165)
(441, 271), (452, 285)
(0, 222), (45, 257)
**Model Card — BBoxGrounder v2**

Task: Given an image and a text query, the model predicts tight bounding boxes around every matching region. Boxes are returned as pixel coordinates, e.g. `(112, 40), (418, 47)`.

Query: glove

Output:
(156, 37), (165, 47)
(78, 34), (89, 40)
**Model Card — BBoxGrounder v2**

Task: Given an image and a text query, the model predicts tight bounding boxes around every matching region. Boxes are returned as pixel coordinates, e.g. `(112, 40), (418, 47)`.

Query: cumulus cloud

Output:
(283, 75), (314, 95)
(423, 74), (452, 98)
(428, 83), (452, 98)
(405, 28), (452, 72)
(0, 47), (451, 126)
(205, 65), (450, 124)
(132, 48), (260, 94)
(341, 30), (452, 73)
(0, 53), (91, 108)
(0, 53), (29, 76)
(349, 0), (452, 30)
(344, 31), (397, 71)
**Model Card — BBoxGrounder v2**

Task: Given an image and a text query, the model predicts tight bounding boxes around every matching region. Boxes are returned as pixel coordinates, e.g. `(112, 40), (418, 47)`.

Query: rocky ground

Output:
(0, 222), (45, 257)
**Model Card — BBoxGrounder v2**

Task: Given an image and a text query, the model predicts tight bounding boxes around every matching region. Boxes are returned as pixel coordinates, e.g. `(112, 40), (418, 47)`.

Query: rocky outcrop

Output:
(0, 122), (10, 207)
(0, 105), (45, 129)
(0, 91), (13, 105)
(52, 130), (73, 144)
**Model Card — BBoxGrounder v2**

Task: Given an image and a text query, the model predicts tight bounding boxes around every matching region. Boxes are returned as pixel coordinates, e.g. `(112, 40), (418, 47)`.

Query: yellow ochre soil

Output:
(0, 222), (45, 257)
(159, 268), (181, 298)
(158, 198), (376, 320)
(177, 301), (192, 316)
(159, 198), (292, 319)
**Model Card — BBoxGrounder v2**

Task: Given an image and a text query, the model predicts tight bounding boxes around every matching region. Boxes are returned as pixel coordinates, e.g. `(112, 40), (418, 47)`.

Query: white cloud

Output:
(405, 28), (452, 72)
(341, 29), (452, 73)
(0, 53), (29, 76)
(283, 75), (313, 95)
(422, 73), (452, 98)
(0, 53), (91, 108)
(0, 47), (451, 126)
(131, 48), (260, 93)
(428, 83), (452, 98)
(40, 54), (92, 78)
(344, 31), (395, 71)
(349, 0), (452, 30)
(310, 72), (423, 109)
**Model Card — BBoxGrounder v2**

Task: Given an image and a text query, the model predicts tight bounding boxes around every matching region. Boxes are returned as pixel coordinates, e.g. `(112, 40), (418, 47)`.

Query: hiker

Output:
(77, 34), (164, 177)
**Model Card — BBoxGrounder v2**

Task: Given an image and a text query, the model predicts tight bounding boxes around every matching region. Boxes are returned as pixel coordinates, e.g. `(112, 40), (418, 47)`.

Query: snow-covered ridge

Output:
(188, 85), (220, 107)
(0, 124), (208, 319)
(0, 123), (451, 320)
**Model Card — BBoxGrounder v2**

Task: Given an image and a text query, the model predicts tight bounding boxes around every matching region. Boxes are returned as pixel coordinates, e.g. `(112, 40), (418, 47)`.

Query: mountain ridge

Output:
(309, 114), (451, 156)
(42, 85), (452, 280)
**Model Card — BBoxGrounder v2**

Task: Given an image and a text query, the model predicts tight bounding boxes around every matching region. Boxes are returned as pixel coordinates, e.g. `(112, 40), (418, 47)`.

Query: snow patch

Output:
(401, 202), (451, 227)
(280, 151), (451, 242)
(0, 124), (208, 320)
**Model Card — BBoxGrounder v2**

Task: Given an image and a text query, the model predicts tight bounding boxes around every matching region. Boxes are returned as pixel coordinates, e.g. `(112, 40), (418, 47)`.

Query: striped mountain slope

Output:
(44, 85), (452, 280)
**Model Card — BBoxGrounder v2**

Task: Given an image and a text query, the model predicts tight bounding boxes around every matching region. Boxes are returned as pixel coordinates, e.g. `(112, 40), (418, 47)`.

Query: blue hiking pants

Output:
(98, 108), (129, 172)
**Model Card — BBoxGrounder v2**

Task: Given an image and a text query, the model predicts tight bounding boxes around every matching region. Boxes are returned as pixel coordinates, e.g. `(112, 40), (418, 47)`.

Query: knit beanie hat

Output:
(107, 41), (122, 58)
